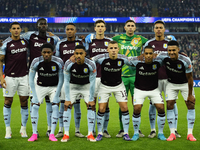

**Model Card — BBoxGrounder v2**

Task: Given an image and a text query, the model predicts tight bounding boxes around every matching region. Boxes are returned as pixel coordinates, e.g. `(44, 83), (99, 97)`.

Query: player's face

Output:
(10, 24), (22, 38)
(74, 49), (86, 64)
(38, 20), (48, 33)
(66, 25), (76, 38)
(167, 45), (179, 60)
(124, 22), (136, 36)
(107, 43), (119, 59)
(144, 48), (154, 64)
(41, 48), (53, 62)
(94, 23), (106, 35)
(154, 23), (165, 38)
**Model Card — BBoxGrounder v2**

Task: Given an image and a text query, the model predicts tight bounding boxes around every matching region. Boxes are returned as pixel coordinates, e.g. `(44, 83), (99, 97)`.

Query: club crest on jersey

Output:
(134, 39), (138, 44)
(21, 40), (25, 45)
(104, 41), (108, 46)
(177, 64), (182, 69)
(75, 42), (79, 46)
(98, 96), (101, 101)
(47, 38), (51, 43)
(163, 43), (167, 48)
(118, 61), (122, 66)
(134, 99), (136, 103)
(52, 66), (56, 71)
(152, 64), (157, 70)
(84, 68), (88, 73)
(5, 90), (9, 95)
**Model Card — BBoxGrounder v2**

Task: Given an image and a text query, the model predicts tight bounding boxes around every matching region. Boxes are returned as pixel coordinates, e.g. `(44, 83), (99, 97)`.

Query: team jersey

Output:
(64, 58), (96, 101)
(85, 37), (112, 77)
(143, 37), (171, 79)
(30, 56), (64, 86)
(21, 31), (60, 66)
(129, 56), (162, 90)
(159, 52), (192, 84)
(0, 37), (29, 77)
(92, 53), (132, 86)
(112, 34), (148, 77)
(55, 37), (83, 63)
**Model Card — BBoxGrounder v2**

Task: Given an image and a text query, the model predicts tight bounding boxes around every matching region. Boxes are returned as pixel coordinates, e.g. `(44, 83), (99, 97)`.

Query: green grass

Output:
(0, 88), (200, 150)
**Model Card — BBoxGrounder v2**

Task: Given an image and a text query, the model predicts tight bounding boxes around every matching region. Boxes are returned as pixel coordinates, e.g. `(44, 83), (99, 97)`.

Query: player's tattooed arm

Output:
(0, 55), (6, 88)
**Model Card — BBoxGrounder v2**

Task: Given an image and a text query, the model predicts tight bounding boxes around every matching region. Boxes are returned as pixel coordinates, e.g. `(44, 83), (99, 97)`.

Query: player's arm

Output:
(91, 54), (105, 64)
(85, 34), (95, 43)
(29, 59), (39, 104)
(88, 62), (96, 108)
(0, 54), (6, 88)
(53, 60), (64, 103)
(186, 72), (195, 104)
(55, 42), (61, 57)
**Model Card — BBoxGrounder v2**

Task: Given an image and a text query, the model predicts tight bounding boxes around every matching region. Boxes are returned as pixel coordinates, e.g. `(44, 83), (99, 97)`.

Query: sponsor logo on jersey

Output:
(105, 62), (110, 65)
(163, 43), (167, 48)
(21, 40), (25, 45)
(34, 42), (43, 47)
(91, 43), (96, 46)
(118, 61), (122, 66)
(134, 39), (138, 44)
(92, 48), (107, 53)
(139, 66), (144, 70)
(72, 69), (76, 72)
(52, 66), (56, 71)
(177, 64), (182, 69)
(75, 42), (79, 46)
(84, 68), (88, 73)
(10, 44), (14, 47)
(47, 38), (51, 43)
(152, 64), (157, 70)
(11, 48), (27, 54)
(121, 45), (137, 50)
(104, 41), (108, 46)
(34, 37), (38, 40)
(166, 62), (170, 65)
(63, 44), (67, 47)
(63, 50), (74, 55)
(39, 67), (44, 71)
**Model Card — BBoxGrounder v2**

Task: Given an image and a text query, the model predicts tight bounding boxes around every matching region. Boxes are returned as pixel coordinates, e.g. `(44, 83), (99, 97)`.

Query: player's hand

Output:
(64, 101), (72, 109)
(187, 95), (195, 104)
(137, 53), (144, 61)
(69, 55), (76, 63)
(88, 100), (95, 110)
(153, 53), (158, 59)
(0, 77), (6, 88)
(47, 32), (54, 36)
(85, 34), (95, 43)
(79, 35), (86, 43)
(166, 35), (176, 41)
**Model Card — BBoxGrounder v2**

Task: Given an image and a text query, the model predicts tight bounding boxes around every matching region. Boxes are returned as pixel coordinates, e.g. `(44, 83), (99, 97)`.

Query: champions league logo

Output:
(84, 68), (88, 73)
(177, 64), (182, 69)
(52, 66), (56, 71)
(152, 64), (157, 70)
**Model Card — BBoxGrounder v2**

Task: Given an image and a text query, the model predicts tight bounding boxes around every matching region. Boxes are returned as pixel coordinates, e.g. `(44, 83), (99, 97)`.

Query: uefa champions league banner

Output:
(0, 17), (200, 23)
(193, 80), (200, 87)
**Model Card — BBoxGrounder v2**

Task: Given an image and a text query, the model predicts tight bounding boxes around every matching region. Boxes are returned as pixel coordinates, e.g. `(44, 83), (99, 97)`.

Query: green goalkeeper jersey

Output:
(112, 34), (148, 77)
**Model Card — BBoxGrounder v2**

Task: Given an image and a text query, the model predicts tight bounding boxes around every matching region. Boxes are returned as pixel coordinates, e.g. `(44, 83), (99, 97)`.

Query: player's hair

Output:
(144, 45), (154, 52)
(168, 40), (179, 47)
(74, 45), (86, 51)
(10, 22), (21, 28)
(65, 23), (76, 30)
(108, 41), (118, 45)
(36, 18), (47, 27)
(154, 20), (165, 27)
(94, 20), (106, 27)
(41, 43), (54, 52)
(125, 20), (136, 25)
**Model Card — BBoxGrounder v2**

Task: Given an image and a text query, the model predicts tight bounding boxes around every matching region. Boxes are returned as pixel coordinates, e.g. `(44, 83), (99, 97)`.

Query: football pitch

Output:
(0, 88), (200, 150)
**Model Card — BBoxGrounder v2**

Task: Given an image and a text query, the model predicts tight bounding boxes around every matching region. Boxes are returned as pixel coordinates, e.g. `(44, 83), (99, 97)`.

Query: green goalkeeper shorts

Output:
(121, 76), (135, 97)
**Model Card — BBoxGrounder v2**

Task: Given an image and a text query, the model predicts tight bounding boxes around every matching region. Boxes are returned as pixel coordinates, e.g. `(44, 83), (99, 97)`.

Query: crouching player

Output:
(130, 46), (166, 141)
(61, 45), (97, 142)
(28, 43), (64, 142)
(91, 41), (132, 141)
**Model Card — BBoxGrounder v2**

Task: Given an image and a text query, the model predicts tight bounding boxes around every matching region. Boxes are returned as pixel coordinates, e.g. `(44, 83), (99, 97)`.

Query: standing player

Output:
(92, 41), (132, 141)
(143, 20), (180, 138)
(112, 20), (148, 137)
(130, 46), (166, 141)
(85, 20), (112, 137)
(55, 23), (84, 138)
(158, 41), (196, 141)
(28, 43), (64, 142)
(61, 45), (96, 142)
(22, 18), (60, 136)
(0, 22), (29, 139)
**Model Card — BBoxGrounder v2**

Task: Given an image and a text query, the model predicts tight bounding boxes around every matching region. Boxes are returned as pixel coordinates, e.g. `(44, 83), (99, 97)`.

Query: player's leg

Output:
(103, 102), (111, 138)
(55, 100), (64, 138)
(45, 95), (52, 136)
(182, 86), (196, 141)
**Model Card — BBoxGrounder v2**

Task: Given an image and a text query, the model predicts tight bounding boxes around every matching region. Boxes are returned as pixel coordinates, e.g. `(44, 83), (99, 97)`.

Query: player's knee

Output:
(167, 101), (174, 110)
(120, 105), (128, 112)
(20, 96), (29, 107)
(4, 97), (13, 106)
(156, 104), (164, 113)
(99, 106), (106, 113)
(186, 101), (195, 109)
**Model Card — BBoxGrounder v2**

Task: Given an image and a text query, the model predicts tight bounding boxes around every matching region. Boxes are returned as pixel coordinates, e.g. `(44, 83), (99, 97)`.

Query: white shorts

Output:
(97, 82), (127, 103)
(60, 84), (82, 101)
(3, 75), (29, 97)
(70, 83), (90, 104)
(158, 79), (167, 94)
(94, 78), (101, 97)
(133, 88), (164, 105)
(165, 81), (195, 101)
(35, 84), (58, 104)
